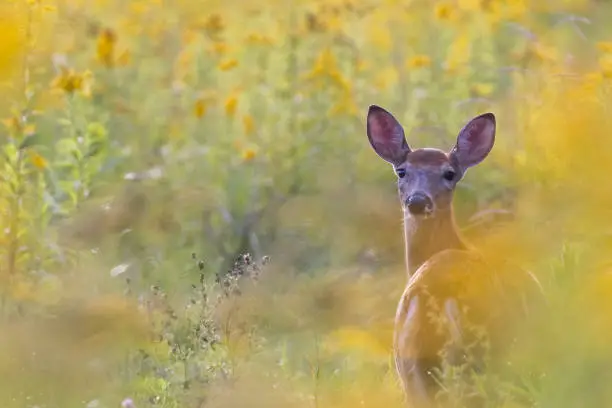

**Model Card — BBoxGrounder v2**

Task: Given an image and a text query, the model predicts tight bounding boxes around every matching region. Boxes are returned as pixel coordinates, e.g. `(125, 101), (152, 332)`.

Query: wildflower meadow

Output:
(1, 0), (612, 407)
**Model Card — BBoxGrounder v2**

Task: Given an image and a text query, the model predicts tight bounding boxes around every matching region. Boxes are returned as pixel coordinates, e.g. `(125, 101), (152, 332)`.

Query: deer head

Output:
(366, 105), (496, 218)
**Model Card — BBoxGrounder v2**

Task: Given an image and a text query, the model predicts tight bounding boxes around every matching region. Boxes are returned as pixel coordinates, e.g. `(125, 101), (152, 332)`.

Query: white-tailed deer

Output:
(365, 105), (545, 407)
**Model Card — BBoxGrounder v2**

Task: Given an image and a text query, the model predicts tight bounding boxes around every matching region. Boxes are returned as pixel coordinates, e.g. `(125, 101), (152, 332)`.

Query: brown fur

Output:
(405, 149), (450, 166)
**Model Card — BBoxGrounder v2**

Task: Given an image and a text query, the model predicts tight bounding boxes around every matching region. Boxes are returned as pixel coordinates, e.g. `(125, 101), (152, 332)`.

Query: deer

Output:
(365, 105), (545, 408)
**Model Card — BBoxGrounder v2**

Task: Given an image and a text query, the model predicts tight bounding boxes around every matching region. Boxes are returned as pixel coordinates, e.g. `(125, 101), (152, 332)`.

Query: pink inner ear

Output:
(466, 118), (488, 143)
(368, 109), (403, 146)
(367, 106), (410, 165)
(455, 115), (495, 166)
(458, 121), (486, 153)
(369, 111), (394, 143)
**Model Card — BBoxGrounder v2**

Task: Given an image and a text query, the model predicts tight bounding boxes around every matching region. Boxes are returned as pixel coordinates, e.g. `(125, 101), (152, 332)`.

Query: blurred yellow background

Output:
(0, 0), (612, 407)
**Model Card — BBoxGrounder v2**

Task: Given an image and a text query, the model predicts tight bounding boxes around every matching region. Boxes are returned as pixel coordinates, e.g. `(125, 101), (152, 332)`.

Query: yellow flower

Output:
(597, 41), (612, 54)
(406, 55), (431, 69)
(505, 0), (527, 20)
(599, 55), (612, 78)
(218, 58), (238, 71)
(457, 0), (481, 11)
(168, 121), (182, 140)
(304, 47), (352, 90)
(483, 2), (503, 26)
(224, 94), (238, 117)
(242, 114), (255, 135)
(471, 82), (495, 97)
(241, 148), (256, 161)
(305, 11), (326, 33)
(24, 124), (36, 136)
(194, 98), (207, 118)
(513, 151), (527, 168)
(30, 152), (48, 170)
(204, 13), (225, 40)
(326, 14), (344, 32)
(128, 1), (148, 15)
(182, 29), (199, 45)
(368, 24), (392, 52)
(175, 49), (193, 77)
(355, 59), (369, 72)
(529, 42), (558, 63)
(245, 33), (274, 46)
(51, 67), (92, 95)
(2, 115), (22, 134)
(326, 326), (388, 358)
(245, 33), (261, 43)
(328, 70), (351, 90)
(583, 72), (604, 90)
(205, 14), (225, 33)
(434, 3), (457, 21)
(209, 41), (229, 56)
(96, 28), (117, 68)
(117, 50), (131, 66)
(313, 47), (338, 76)
(328, 89), (359, 117)
(444, 33), (471, 74)
(0, 12), (23, 79)
(373, 66), (398, 90)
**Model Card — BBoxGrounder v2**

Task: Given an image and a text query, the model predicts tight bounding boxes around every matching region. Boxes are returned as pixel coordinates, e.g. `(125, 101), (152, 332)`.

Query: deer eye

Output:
(396, 168), (407, 178)
(443, 170), (456, 181)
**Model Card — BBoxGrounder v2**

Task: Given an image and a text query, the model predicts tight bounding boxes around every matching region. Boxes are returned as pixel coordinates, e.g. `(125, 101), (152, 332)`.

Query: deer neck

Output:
(404, 207), (466, 277)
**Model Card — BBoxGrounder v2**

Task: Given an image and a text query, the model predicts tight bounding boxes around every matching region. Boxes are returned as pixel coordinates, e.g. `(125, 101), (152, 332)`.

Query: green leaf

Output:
(71, 148), (83, 162)
(57, 118), (72, 127)
(85, 140), (105, 158)
(86, 122), (108, 140)
(18, 133), (42, 150)
(3, 143), (17, 158)
(55, 138), (79, 155)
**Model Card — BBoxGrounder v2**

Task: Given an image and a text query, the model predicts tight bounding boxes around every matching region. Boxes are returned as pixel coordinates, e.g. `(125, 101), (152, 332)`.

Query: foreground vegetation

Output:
(1, 0), (612, 406)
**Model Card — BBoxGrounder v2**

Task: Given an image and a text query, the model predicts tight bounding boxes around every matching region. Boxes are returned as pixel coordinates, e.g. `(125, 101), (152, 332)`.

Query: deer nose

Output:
(406, 193), (433, 215)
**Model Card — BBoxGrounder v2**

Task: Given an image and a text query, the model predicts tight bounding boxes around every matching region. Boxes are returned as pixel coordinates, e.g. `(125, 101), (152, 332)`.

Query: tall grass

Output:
(0, 0), (612, 407)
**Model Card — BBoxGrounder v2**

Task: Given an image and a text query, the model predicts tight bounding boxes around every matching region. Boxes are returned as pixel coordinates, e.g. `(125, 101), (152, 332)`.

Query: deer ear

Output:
(366, 105), (411, 166)
(449, 113), (496, 171)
